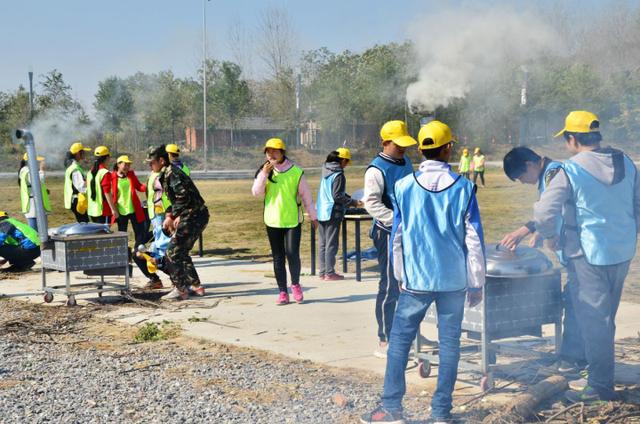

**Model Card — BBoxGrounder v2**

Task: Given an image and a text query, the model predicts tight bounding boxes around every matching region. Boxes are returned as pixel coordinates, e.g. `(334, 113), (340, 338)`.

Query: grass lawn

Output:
(1, 167), (639, 302)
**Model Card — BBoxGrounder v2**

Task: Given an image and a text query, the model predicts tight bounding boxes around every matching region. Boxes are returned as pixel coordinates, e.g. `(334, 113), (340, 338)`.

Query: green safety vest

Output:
(182, 164), (191, 177)
(20, 167), (51, 213)
(459, 155), (471, 173)
(473, 155), (485, 172)
(5, 217), (40, 247)
(64, 161), (86, 209)
(263, 165), (303, 228)
(116, 175), (134, 215)
(87, 168), (109, 217)
(146, 172), (171, 219)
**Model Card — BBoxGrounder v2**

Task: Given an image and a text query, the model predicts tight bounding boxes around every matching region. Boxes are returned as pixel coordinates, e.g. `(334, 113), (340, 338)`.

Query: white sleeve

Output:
(392, 220), (404, 284)
(363, 167), (394, 227)
(464, 211), (486, 289)
(72, 170), (86, 193)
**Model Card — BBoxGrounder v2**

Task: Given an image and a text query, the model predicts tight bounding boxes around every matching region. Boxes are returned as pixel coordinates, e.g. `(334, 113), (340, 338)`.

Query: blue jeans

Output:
(382, 289), (466, 419)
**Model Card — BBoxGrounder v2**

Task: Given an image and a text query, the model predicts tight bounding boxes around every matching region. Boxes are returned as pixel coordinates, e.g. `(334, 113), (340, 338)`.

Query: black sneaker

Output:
(360, 407), (406, 424)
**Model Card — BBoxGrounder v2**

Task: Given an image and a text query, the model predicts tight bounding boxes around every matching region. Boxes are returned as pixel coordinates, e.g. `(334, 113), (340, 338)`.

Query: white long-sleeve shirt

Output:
(363, 153), (404, 228)
(391, 160), (486, 291)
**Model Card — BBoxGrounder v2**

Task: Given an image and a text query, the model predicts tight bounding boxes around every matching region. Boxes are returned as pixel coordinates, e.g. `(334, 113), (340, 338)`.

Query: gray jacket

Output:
(533, 146), (640, 259)
(322, 162), (357, 221)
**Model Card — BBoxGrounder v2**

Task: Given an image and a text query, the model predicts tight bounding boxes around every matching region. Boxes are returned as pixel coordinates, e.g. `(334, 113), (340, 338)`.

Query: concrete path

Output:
(2, 256), (640, 388)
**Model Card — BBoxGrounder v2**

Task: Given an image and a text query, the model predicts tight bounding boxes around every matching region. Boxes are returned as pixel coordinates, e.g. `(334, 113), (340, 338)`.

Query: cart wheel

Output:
(66, 295), (77, 307)
(98, 291), (103, 298)
(43, 292), (54, 303)
(418, 360), (431, 378)
(480, 375), (494, 392)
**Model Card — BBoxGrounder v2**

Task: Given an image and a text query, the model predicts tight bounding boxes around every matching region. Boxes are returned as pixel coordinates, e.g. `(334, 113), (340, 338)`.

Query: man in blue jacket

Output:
(361, 120), (485, 424)
(534, 111), (640, 403)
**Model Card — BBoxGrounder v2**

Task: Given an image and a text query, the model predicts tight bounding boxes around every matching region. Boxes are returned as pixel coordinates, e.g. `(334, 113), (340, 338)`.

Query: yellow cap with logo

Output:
(264, 138), (286, 151)
(380, 120), (417, 147)
(94, 146), (111, 157)
(166, 144), (181, 154)
(418, 120), (455, 150)
(70, 142), (91, 155)
(117, 155), (132, 164)
(23, 153), (45, 161)
(554, 110), (600, 137)
(336, 147), (351, 161)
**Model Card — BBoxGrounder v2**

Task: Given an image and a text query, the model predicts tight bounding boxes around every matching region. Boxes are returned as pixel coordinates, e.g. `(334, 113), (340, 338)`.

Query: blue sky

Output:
(0, 0), (608, 113)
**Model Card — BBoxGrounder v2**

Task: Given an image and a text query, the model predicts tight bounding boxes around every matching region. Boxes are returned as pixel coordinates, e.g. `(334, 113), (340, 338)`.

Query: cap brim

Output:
(554, 128), (566, 138)
(392, 135), (418, 147)
(82, 147), (91, 151)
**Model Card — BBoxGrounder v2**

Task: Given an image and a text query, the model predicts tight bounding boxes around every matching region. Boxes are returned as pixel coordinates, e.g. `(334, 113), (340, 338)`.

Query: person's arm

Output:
(131, 172), (146, 193)
(391, 203), (404, 284)
(251, 168), (268, 197)
(297, 174), (317, 222)
(465, 192), (486, 306)
(71, 170), (86, 193)
(331, 173), (356, 207)
(101, 172), (119, 218)
(363, 167), (393, 227)
(534, 169), (572, 241)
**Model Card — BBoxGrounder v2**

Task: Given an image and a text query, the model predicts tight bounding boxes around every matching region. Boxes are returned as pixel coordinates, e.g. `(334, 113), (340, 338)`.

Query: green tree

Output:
(211, 61), (252, 147)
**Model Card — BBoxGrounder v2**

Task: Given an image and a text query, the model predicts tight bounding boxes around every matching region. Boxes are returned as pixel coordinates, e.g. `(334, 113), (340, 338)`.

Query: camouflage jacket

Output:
(160, 164), (206, 217)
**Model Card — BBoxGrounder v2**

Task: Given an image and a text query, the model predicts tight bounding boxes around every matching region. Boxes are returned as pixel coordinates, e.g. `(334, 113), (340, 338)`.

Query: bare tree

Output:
(227, 19), (255, 79)
(256, 6), (297, 78)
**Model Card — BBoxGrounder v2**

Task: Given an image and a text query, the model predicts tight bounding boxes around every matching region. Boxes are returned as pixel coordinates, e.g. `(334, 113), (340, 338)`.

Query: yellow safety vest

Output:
(64, 161), (86, 209)
(263, 165), (303, 228)
(87, 168), (109, 217)
(473, 155), (485, 172)
(19, 167), (51, 213)
(146, 172), (171, 219)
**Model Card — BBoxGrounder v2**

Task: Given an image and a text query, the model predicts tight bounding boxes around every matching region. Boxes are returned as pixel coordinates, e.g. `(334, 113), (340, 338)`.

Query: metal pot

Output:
(486, 244), (553, 277)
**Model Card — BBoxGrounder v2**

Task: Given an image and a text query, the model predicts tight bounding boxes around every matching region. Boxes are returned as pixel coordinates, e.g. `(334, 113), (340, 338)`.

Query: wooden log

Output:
(482, 375), (568, 424)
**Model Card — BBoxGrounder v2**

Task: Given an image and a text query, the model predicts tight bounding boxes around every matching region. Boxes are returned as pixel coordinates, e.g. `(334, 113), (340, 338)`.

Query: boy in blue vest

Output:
(363, 120), (416, 359)
(0, 211), (41, 272)
(534, 111), (640, 403)
(361, 120), (485, 424)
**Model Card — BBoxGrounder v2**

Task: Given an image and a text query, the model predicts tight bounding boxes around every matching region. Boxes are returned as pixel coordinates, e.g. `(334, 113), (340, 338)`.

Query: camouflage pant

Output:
(165, 207), (209, 290)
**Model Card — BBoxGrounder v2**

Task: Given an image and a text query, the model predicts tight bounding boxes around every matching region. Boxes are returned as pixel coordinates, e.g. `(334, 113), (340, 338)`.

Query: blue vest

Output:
(394, 171), (474, 292)
(368, 155), (413, 227)
(316, 172), (340, 222)
(563, 156), (637, 266)
(538, 160), (563, 194)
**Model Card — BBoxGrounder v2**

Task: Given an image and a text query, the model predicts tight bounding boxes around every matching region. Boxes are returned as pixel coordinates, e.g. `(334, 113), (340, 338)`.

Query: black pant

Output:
(372, 224), (400, 343)
(70, 198), (89, 223)
(266, 224), (301, 292)
(90, 215), (110, 224)
(473, 171), (485, 186)
(117, 213), (148, 246)
(0, 245), (40, 269)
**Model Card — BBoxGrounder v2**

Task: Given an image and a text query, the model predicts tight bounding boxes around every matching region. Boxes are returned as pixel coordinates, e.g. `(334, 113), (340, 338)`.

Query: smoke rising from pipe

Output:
(405, 7), (561, 112)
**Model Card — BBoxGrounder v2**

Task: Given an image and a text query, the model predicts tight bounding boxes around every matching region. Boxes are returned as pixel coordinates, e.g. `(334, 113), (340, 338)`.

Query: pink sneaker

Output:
(319, 274), (327, 281)
(291, 284), (304, 303)
(276, 291), (290, 305)
(324, 273), (345, 281)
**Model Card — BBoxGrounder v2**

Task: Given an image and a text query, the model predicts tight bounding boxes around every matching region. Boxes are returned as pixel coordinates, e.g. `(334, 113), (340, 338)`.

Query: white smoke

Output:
(406, 7), (561, 112)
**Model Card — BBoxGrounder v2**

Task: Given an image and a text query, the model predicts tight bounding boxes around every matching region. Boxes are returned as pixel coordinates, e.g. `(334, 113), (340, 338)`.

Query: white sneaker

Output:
(161, 287), (188, 301)
(373, 343), (388, 359)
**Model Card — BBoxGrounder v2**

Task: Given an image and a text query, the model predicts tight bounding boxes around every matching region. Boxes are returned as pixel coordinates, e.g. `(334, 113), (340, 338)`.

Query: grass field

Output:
(2, 167), (639, 302)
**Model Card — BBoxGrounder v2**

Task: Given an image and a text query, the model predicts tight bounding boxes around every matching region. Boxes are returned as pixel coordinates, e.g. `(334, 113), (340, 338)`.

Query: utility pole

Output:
(295, 74), (301, 147)
(28, 71), (34, 121)
(202, 0), (209, 171)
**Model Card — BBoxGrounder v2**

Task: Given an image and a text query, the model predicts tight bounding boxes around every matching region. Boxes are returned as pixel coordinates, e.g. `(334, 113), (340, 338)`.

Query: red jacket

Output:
(110, 170), (147, 224)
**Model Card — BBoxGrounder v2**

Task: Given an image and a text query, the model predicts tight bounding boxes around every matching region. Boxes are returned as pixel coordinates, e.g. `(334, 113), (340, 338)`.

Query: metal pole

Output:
(519, 67), (528, 146)
(202, 0), (208, 172)
(15, 130), (48, 242)
(28, 71), (34, 121)
(295, 74), (301, 147)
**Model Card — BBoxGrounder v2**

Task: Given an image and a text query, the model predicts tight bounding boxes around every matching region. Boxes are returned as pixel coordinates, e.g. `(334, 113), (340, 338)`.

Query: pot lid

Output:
(485, 244), (553, 277)
(51, 222), (112, 237)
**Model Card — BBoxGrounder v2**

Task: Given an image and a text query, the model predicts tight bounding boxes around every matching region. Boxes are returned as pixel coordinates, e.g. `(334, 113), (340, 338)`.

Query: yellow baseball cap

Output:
(336, 147), (351, 161)
(474, 147), (481, 154)
(418, 120), (455, 150)
(70, 142), (91, 155)
(380, 120), (417, 147)
(554, 110), (600, 137)
(94, 146), (110, 157)
(463, 148), (469, 154)
(0, 210), (6, 218)
(264, 138), (286, 151)
(117, 155), (132, 164)
(23, 153), (45, 161)
(166, 144), (180, 154)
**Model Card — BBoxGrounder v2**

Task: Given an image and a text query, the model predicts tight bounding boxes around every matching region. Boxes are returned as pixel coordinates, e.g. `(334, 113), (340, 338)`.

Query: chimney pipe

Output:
(15, 129), (49, 242)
